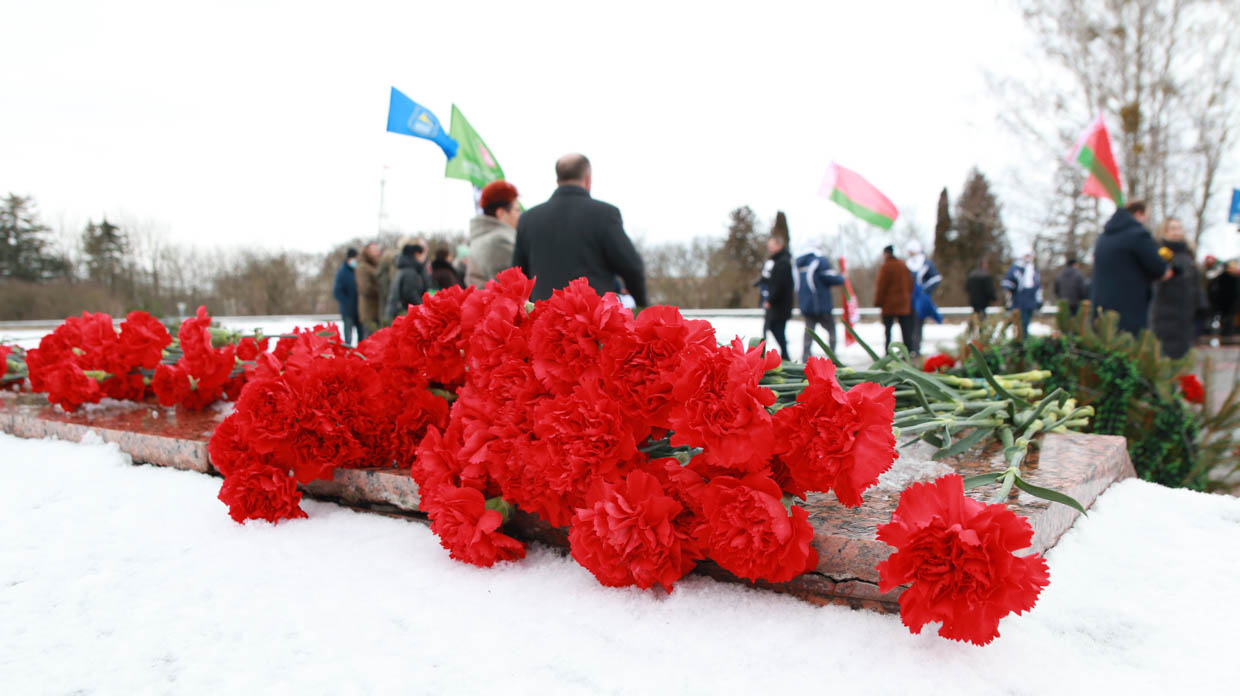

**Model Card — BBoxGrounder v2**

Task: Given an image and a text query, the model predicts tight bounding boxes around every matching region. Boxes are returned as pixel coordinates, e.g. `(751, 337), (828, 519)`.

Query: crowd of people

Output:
(332, 161), (1239, 363)
(332, 153), (647, 344)
(761, 198), (1240, 362)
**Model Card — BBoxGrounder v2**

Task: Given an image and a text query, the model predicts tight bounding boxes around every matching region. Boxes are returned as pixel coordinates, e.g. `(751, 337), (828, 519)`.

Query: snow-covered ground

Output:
(1, 313), (1051, 368)
(2, 432), (1237, 694)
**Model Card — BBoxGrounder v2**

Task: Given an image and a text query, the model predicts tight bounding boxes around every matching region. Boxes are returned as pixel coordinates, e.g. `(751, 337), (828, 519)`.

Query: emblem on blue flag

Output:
(386, 87), (459, 160)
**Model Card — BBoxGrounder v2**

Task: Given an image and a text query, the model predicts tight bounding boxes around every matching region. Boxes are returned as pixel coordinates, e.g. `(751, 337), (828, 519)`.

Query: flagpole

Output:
(378, 165), (389, 234)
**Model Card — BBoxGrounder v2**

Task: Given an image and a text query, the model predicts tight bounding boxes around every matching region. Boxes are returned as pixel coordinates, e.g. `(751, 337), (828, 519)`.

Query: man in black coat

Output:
(513, 153), (647, 305)
(1054, 256), (1090, 315)
(761, 213), (794, 361)
(965, 258), (997, 321)
(386, 243), (429, 321)
(1090, 200), (1171, 335)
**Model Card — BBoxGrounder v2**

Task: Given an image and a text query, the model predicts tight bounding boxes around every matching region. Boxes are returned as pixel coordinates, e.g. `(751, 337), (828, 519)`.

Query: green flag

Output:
(444, 105), (505, 188)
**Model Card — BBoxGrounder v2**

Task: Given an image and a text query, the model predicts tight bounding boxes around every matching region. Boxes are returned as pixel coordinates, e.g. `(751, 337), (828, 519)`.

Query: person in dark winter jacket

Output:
(1002, 250), (1042, 338)
(761, 213), (794, 361)
(386, 244), (429, 320)
(966, 258), (997, 321)
(1090, 200), (1171, 335)
(513, 153), (646, 305)
(1151, 218), (1207, 358)
(1206, 257), (1239, 338)
(904, 240), (941, 357)
(1054, 256), (1090, 315)
(430, 247), (461, 290)
(794, 249), (844, 360)
(332, 248), (360, 345)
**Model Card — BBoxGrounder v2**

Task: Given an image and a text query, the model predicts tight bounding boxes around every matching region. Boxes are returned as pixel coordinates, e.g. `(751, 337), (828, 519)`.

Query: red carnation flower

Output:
(117, 311), (171, 369)
(460, 267), (535, 338)
(667, 338), (780, 475)
(0, 345), (11, 379)
(235, 336), (269, 361)
(217, 462), (308, 524)
(1177, 374), (1204, 404)
(208, 412), (262, 478)
(43, 363), (103, 412)
(921, 353), (956, 373)
(384, 285), (473, 388)
(527, 378), (642, 518)
(424, 484), (526, 567)
(569, 469), (702, 591)
(876, 474), (1050, 646)
(152, 364), (192, 407)
(100, 371), (147, 402)
(528, 278), (634, 394)
(773, 357), (897, 505)
(602, 305), (716, 432)
(698, 473), (818, 583)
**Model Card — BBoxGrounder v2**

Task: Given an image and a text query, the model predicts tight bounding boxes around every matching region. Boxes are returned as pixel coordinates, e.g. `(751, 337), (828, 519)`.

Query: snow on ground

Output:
(1, 313), (1052, 369)
(3, 433), (1238, 695)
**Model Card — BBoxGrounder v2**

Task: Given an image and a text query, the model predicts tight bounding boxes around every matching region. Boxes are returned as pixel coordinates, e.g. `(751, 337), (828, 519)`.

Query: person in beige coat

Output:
(354, 242), (382, 339)
(465, 180), (521, 288)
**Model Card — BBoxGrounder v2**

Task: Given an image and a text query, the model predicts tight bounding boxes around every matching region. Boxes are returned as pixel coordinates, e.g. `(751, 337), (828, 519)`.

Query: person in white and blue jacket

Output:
(1002, 249), (1043, 338)
(794, 248), (844, 361)
(905, 241), (941, 357)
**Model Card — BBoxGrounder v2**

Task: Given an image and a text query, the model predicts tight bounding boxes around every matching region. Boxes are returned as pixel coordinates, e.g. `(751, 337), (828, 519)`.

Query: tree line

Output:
(2, 166), (1016, 322)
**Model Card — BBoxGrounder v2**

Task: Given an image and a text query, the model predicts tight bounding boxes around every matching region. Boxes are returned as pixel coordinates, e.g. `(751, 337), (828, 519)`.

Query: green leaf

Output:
(968, 343), (1031, 409)
(807, 328), (844, 367)
(933, 426), (995, 460)
(842, 320), (880, 362)
(1013, 476), (1087, 515)
(962, 472), (1002, 490)
(484, 496), (513, 522)
(1018, 388), (1068, 432)
(892, 364), (961, 402)
(904, 377), (937, 413)
(920, 432), (945, 448)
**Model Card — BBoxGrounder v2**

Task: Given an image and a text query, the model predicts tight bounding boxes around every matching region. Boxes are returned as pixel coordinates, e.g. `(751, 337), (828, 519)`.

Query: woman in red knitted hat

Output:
(466, 180), (521, 287)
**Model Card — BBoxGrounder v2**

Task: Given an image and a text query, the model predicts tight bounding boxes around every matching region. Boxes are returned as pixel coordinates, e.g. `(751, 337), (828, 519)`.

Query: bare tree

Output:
(990, 0), (1240, 248)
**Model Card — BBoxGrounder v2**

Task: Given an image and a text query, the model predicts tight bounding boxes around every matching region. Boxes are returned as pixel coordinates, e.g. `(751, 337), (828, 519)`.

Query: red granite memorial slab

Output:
(0, 392), (1134, 611)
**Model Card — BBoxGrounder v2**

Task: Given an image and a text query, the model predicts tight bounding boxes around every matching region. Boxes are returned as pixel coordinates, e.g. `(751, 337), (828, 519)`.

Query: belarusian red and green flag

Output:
(444, 105), (505, 188)
(1070, 113), (1124, 206)
(819, 162), (899, 230)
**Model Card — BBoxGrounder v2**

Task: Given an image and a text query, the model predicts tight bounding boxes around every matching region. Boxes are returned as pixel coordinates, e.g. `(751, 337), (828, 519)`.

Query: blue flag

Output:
(1229, 188), (1240, 224)
(385, 87), (458, 159)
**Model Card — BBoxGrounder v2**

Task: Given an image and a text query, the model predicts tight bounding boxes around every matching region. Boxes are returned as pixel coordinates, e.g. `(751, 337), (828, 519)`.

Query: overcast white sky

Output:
(3, 0), (1237, 260)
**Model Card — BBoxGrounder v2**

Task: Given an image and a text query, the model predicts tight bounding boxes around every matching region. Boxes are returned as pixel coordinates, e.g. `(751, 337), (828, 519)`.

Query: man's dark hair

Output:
(1124, 199), (1147, 216)
(1066, 255), (1078, 266)
(556, 154), (591, 183)
(882, 244), (894, 256)
(346, 247), (358, 259)
(402, 244), (423, 256)
(434, 247), (450, 262)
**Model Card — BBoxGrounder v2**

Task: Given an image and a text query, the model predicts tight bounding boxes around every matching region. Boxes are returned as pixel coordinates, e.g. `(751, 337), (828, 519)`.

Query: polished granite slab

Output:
(0, 391), (1133, 612)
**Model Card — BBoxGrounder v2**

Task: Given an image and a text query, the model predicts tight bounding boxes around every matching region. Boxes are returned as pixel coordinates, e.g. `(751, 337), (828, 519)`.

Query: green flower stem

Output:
(992, 467), (1018, 502)
(895, 418), (1004, 437)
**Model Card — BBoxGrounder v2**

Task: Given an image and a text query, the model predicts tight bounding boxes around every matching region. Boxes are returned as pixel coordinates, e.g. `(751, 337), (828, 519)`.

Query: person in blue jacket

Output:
(905, 241), (941, 357)
(1002, 249), (1043, 338)
(332, 247), (360, 345)
(794, 247), (844, 361)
